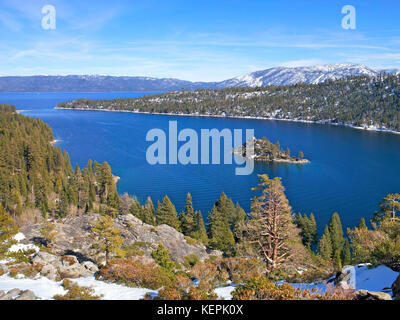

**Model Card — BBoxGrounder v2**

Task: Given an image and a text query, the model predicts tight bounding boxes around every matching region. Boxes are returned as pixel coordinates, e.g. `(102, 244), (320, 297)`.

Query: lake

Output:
(2, 91), (400, 233)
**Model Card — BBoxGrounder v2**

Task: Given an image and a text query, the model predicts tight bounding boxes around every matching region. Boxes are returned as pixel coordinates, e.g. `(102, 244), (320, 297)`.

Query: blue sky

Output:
(0, 0), (400, 81)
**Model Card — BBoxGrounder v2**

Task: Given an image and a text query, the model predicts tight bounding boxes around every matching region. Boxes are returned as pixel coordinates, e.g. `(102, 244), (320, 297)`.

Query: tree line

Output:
(58, 73), (400, 131)
(1, 104), (400, 280)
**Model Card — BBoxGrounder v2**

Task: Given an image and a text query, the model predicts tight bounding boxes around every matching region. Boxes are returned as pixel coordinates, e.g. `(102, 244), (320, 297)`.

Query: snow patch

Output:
(13, 233), (26, 242)
(0, 274), (157, 300)
(8, 243), (39, 253)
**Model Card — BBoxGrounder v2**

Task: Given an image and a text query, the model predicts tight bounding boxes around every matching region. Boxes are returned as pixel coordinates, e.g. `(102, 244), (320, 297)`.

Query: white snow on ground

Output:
(0, 274), (157, 300)
(7, 232), (39, 253)
(72, 276), (157, 300)
(214, 286), (236, 300)
(13, 233), (26, 242)
(0, 275), (66, 299)
(8, 243), (39, 253)
(353, 264), (398, 292)
(0, 263), (397, 299)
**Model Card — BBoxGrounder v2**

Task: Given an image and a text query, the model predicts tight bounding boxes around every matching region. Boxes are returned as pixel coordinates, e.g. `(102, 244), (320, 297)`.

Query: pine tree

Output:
(333, 251), (342, 270)
(318, 226), (333, 261)
(0, 206), (18, 257)
(151, 242), (174, 272)
(207, 193), (235, 254)
(191, 210), (208, 245)
(341, 238), (351, 266)
(328, 212), (345, 266)
(129, 199), (143, 220)
(358, 217), (367, 230)
(39, 220), (56, 247)
(56, 191), (69, 219)
(180, 193), (196, 236)
(236, 174), (301, 273)
(143, 197), (156, 225)
(295, 213), (318, 247)
(374, 193), (400, 221)
(156, 195), (180, 230)
(90, 215), (125, 265)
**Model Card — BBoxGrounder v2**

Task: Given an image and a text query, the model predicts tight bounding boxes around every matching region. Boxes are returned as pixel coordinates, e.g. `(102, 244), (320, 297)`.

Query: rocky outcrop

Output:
(32, 252), (98, 280)
(333, 266), (354, 290)
(392, 275), (400, 300)
(0, 289), (38, 300)
(355, 290), (392, 300)
(20, 214), (222, 265)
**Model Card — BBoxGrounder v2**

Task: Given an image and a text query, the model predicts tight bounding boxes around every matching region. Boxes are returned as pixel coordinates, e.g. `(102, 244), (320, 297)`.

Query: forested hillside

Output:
(58, 74), (400, 131)
(1, 105), (400, 300)
(0, 105), (119, 222)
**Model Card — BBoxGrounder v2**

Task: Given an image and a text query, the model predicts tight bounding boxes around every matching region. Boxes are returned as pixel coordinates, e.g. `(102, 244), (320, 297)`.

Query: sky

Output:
(0, 0), (400, 81)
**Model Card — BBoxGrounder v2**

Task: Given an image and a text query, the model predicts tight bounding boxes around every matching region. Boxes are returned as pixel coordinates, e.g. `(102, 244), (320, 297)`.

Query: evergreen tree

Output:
(151, 242), (175, 272)
(358, 217), (367, 230)
(328, 212), (345, 265)
(129, 199), (143, 220)
(56, 191), (69, 219)
(0, 205), (18, 257)
(191, 210), (208, 245)
(374, 193), (400, 221)
(318, 226), (333, 261)
(341, 238), (351, 266)
(207, 193), (235, 254)
(143, 197), (156, 225)
(156, 195), (180, 230)
(295, 213), (318, 247)
(91, 215), (125, 265)
(180, 193), (196, 236)
(333, 251), (342, 270)
(236, 174), (301, 273)
(39, 220), (56, 247)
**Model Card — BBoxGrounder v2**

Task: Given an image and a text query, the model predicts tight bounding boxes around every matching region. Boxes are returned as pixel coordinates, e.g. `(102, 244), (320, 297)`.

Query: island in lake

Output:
(233, 137), (309, 164)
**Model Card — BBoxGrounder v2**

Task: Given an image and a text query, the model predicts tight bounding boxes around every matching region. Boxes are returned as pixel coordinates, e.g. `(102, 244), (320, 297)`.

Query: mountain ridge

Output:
(0, 64), (398, 92)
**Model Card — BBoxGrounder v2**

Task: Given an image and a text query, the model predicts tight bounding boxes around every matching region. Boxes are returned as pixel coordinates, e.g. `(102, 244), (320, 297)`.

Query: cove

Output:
(2, 91), (400, 234)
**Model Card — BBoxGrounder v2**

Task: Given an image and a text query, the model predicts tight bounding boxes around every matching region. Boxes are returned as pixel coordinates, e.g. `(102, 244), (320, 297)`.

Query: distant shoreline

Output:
(55, 106), (400, 136)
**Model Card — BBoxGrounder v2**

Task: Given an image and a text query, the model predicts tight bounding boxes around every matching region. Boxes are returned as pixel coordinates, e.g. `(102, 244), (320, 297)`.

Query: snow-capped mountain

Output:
(0, 64), (398, 92)
(217, 64), (393, 88)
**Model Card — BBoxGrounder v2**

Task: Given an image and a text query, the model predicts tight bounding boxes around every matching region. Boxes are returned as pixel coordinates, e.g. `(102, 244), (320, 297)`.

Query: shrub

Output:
(184, 236), (198, 246)
(186, 286), (218, 300)
(8, 263), (38, 278)
(183, 254), (200, 269)
(156, 275), (217, 300)
(214, 257), (265, 284)
(98, 258), (174, 290)
(190, 262), (218, 283)
(54, 279), (102, 300)
(61, 255), (77, 266)
(123, 242), (150, 257)
(232, 277), (354, 300)
(7, 249), (37, 264)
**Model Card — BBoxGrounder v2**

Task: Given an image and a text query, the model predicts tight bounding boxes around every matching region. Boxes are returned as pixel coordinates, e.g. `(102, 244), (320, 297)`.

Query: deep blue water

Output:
(1, 91), (400, 233)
